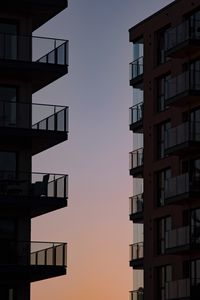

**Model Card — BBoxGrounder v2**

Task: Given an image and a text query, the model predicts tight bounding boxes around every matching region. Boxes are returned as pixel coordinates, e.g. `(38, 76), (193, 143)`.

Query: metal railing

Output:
(165, 278), (190, 299)
(129, 194), (144, 215)
(165, 121), (200, 150)
(129, 102), (143, 125)
(130, 290), (144, 300)
(0, 240), (67, 267)
(130, 242), (144, 261)
(0, 171), (68, 199)
(0, 101), (68, 133)
(165, 70), (200, 100)
(0, 33), (68, 66)
(129, 57), (144, 80)
(129, 148), (144, 170)
(165, 173), (200, 199)
(165, 19), (200, 52)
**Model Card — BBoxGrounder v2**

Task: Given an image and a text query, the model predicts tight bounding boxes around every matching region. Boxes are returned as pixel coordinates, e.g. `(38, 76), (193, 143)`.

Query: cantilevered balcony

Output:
(0, 101), (68, 155)
(165, 70), (200, 107)
(0, 171), (68, 218)
(164, 173), (200, 205)
(165, 225), (200, 254)
(165, 19), (200, 58)
(130, 290), (144, 300)
(129, 194), (144, 223)
(0, 241), (67, 282)
(0, 34), (69, 92)
(129, 148), (144, 177)
(129, 102), (143, 133)
(165, 122), (200, 156)
(129, 57), (144, 89)
(165, 278), (200, 300)
(1, 1), (68, 31)
(129, 242), (144, 269)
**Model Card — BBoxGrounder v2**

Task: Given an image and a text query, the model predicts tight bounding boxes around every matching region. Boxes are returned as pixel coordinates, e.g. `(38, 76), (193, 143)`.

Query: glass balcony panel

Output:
(129, 148), (144, 169)
(130, 57), (144, 80)
(0, 33), (68, 66)
(0, 101), (68, 133)
(165, 173), (189, 199)
(129, 103), (143, 125)
(130, 290), (144, 300)
(130, 194), (143, 215)
(46, 247), (53, 265)
(130, 242), (144, 260)
(165, 278), (190, 299)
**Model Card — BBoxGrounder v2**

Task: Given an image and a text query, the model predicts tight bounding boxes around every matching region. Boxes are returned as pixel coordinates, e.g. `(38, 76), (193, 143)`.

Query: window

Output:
(191, 208), (200, 244)
(0, 219), (17, 264)
(157, 27), (169, 65)
(157, 265), (172, 300)
(0, 22), (17, 60)
(0, 286), (14, 300)
(0, 152), (17, 179)
(157, 74), (171, 112)
(157, 168), (171, 206)
(157, 121), (171, 159)
(157, 216), (172, 254)
(0, 85), (17, 127)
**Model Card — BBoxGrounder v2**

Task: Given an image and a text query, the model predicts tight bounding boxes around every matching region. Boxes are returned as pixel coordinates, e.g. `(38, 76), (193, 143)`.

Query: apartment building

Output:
(129, 0), (200, 299)
(0, 1), (69, 299)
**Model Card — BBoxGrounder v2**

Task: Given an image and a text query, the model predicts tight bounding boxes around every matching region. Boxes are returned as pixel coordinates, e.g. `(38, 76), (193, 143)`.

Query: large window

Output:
(157, 216), (172, 254)
(157, 265), (172, 300)
(156, 27), (169, 65)
(0, 152), (17, 179)
(157, 121), (171, 159)
(157, 168), (171, 206)
(191, 208), (200, 244)
(0, 219), (17, 264)
(157, 74), (171, 112)
(0, 85), (17, 127)
(0, 22), (17, 60)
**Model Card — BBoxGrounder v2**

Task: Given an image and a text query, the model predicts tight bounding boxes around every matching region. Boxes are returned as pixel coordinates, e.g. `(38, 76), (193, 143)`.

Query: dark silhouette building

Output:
(0, 1), (69, 299)
(129, 0), (200, 299)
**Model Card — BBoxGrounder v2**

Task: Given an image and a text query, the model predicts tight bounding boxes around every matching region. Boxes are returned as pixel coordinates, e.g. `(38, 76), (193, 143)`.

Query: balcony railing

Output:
(0, 240), (67, 267)
(0, 171), (68, 199)
(165, 225), (200, 250)
(0, 33), (68, 66)
(130, 290), (144, 300)
(165, 70), (200, 101)
(165, 226), (190, 250)
(129, 57), (144, 80)
(129, 148), (144, 170)
(165, 173), (200, 200)
(0, 101), (68, 133)
(129, 194), (144, 215)
(130, 242), (144, 261)
(165, 121), (200, 150)
(165, 278), (190, 299)
(165, 18), (200, 52)
(129, 102), (143, 126)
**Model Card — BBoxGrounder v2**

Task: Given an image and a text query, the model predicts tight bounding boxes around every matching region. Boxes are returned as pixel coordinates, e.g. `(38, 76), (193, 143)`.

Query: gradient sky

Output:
(31, 0), (173, 299)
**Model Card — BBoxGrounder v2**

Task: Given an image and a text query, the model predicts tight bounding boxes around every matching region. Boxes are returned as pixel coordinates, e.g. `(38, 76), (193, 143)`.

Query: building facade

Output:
(0, 1), (69, 299)
(129, 0), (200, 299)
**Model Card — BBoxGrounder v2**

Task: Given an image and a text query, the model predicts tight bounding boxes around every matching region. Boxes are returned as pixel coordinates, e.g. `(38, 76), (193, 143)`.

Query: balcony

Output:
(1, 1), (68, 31)
(165, 19), (200, 58)
(0, 101), (68, 155)
(0, 241), (67, 282)
(130, 290), (144, 300)
(129, 102), (143, 133)
(0, 171), (68, 218)
(165, 278), (200, 300)
(165, 225), (200, 254)
(0, 34), (69, 92)
(165, 70), (200, 107)
(129, 242), (144, 269)
(165, 173), (200, 205)
(129, 148), (144, 177)
(129, 57), (144, 89)
(165, 122), (200, 156)
(129, 194), (144, 223)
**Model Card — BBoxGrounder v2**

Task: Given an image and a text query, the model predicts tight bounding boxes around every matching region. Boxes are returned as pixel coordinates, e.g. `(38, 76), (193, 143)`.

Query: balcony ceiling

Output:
(1, 0), (68, 31)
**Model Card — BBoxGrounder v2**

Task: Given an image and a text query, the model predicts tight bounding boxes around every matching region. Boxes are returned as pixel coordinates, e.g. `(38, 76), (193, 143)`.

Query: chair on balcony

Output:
(31, 174), (50, 197)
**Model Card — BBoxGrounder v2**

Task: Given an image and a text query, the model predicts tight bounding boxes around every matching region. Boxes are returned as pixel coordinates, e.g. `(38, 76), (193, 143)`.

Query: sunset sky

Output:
(31, 0), (172, 299)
